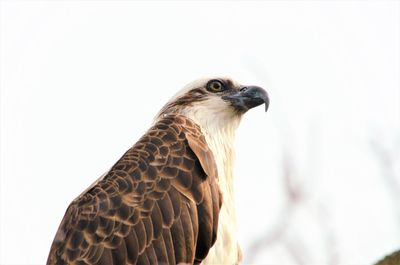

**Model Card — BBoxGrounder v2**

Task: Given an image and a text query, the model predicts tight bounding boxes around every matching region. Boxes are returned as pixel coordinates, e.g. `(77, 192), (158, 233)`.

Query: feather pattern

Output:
(47, 114), (221, 265)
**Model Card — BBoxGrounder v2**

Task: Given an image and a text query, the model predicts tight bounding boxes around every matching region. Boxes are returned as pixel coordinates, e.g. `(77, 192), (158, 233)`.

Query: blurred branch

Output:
(245, 124), (339, 264)
(246, 149), (339, 264)
(370, 138), (400, 223)
(246, 152), (304, 263)
(245, 61), (339, 265)
(316, 203), (339, 265)
(285, 237), (308, 265)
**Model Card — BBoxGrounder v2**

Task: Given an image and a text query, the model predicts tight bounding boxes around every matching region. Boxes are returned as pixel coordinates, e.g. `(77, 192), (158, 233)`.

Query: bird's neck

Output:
(184, 111), (241, 189)
(189, 114), (242, 264)
(202, 123), (238, 198)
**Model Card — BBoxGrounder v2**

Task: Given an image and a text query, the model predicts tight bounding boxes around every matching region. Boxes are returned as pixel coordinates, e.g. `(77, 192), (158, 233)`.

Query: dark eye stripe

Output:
(162, 88), (207, 110)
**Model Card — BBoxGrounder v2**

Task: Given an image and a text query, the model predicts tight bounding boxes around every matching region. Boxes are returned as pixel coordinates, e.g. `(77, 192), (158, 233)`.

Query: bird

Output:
(47, 77), (269, 265)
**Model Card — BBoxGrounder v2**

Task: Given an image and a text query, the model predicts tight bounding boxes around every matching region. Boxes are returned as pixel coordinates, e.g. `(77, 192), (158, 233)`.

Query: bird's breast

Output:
(201, 131), (241, 265)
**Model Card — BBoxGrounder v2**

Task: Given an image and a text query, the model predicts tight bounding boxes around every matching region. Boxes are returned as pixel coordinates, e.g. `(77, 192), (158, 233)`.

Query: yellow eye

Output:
(207, 80), (225, 92)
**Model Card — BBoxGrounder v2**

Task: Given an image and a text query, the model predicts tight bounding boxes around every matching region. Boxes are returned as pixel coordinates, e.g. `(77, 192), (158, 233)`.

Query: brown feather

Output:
(47, 115), (221, 265)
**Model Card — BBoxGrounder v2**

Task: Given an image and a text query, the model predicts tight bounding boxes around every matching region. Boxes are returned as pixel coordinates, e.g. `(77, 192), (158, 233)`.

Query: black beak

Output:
(222, 86), (269, 113)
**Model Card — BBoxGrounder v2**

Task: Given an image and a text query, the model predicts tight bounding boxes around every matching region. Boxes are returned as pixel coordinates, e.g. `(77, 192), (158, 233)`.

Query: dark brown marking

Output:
(46, 115), (221, 265)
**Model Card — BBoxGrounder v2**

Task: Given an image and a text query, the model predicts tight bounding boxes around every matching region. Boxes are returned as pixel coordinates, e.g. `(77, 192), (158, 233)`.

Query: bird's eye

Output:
(207, 80), (226, 93)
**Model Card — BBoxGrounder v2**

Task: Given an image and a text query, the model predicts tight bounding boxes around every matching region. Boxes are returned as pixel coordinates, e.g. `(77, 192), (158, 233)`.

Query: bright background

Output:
(1, 1), (399, 264)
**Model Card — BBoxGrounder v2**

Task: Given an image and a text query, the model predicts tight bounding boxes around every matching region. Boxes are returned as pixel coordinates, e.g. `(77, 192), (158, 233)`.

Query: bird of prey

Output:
(47, 77), (269, 265)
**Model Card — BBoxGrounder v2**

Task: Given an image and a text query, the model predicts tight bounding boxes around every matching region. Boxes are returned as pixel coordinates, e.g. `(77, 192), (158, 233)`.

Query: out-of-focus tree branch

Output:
(246, 147), (339, 264)
(285, 237), (309, 265)
(245, 130), (338, 264)
(370, 137), (400, 223)
(316, 203), (339, 265)
(246, 151), (305, 264)
(245, 61), (339, 265)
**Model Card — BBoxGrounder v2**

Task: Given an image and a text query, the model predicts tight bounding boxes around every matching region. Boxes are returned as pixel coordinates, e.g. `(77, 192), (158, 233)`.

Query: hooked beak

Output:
(222, 86), (269, 113)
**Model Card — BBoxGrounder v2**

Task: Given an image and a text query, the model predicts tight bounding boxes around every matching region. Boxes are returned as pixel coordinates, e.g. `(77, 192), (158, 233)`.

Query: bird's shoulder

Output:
(47, 114), (220, 264)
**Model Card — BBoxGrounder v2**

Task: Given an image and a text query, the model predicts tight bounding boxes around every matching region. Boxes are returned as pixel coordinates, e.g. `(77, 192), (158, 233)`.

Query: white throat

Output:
(180, 105), (242, 264)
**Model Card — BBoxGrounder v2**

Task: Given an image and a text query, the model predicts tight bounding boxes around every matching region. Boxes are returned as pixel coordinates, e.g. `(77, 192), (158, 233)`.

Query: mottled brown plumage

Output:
(47, 114), (221, 265)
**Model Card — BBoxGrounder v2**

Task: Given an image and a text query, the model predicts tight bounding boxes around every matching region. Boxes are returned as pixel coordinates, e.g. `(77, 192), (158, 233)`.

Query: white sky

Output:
(1, 1), (399, 264)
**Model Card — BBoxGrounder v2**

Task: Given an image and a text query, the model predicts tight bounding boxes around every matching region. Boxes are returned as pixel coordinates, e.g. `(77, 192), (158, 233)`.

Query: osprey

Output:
(47, 77), (269, 265)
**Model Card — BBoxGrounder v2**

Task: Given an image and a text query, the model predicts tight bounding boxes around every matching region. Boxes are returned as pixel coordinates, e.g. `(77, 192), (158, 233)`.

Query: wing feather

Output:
(170, 218), (186, 262)
(125, 230), (139, 264)
(162, 228), (176, 264)
(180, 200), (195, 260)
(152, 235), (169, 263)
(111, 239), (127, 265)
(47, 115), (221, 264)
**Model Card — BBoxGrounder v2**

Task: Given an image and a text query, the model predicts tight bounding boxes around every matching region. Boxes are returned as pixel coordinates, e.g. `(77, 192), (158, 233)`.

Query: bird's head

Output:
(155, 77), (269, 134)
